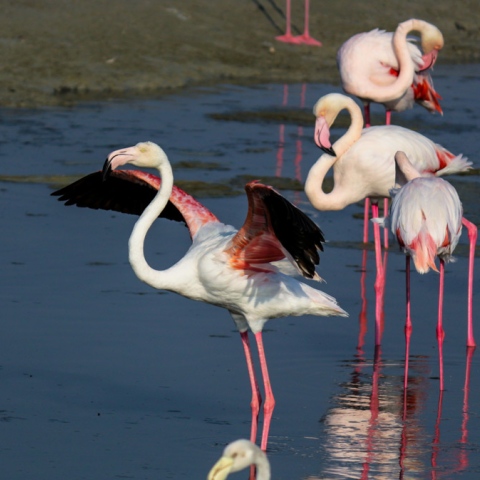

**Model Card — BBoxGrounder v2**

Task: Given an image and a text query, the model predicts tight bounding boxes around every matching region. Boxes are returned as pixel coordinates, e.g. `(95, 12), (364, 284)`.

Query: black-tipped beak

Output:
(320, 145), (336, 156)
(102, 158), (112, 181)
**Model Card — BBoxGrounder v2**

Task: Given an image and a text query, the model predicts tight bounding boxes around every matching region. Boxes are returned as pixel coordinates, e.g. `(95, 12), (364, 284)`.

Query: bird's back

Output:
(335, 125), (440, 199)
(390, 177), (462, 273)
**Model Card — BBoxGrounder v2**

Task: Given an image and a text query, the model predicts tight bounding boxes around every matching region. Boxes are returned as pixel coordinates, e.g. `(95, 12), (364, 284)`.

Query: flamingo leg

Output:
(385, 109), (392, 126)
(276, 0), (301, 44)
(437, 260), (446, 391)
(372, 202), (385, 346)
(383, 197), (389, 248)
(363, 103), (371, 128)
(461, 217), (477, 347)
(404, 255), (412, 390)
(240, 331), (263, 444)
(254, 332), (276, 451)
(294, 0), (322, 46)
(357, 249), (368, 351)
(363, 197), (371, 243)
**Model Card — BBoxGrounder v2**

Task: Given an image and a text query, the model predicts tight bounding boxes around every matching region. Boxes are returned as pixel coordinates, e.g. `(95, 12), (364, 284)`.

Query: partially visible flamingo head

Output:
(103, 141), (167, 178)
(418, 22), (444, 71)
(312, 93), (348, 156)
(208, 439), (269, 480)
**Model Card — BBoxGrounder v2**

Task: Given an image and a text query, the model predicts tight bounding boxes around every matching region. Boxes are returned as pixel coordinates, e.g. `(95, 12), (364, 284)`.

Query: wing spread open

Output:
(226, 181), (325, 279)
(51, 170), (185, 224)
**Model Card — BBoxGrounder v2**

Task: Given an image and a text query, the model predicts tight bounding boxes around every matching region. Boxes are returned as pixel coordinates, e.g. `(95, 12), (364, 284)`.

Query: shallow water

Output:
(1, 64), (480, 479)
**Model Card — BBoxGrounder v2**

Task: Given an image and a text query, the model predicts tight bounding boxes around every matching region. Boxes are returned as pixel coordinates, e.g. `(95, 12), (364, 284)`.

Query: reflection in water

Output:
(275, 84), (307, 205)
(318, 349), (418, 479)
(311, 347), (475, 479)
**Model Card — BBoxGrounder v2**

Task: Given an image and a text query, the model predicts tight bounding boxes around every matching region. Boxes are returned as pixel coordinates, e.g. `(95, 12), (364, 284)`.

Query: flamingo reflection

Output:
(275, 83), (307, 205)
(312, 347), (475, 478)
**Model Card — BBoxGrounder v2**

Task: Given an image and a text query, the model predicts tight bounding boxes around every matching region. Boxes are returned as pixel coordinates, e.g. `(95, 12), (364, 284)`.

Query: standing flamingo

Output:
(52, 141), (348, 451)
(276, 0), (322, 46)
(208, 439), (270, 480)
(337, 18), (444, 128)
(304, 93), (471, 345)
(388, 151), (477, 391)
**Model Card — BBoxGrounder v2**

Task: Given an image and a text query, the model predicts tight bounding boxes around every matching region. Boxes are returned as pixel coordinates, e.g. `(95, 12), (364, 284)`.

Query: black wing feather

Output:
(251, 184), (325, 279)
(51, 171), (185, 224)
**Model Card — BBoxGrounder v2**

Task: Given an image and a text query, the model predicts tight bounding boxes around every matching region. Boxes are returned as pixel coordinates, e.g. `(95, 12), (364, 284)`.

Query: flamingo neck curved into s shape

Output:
(305, 96), (364, 211)
(372, 19), (421, 103)
(128, 159), (177, 291)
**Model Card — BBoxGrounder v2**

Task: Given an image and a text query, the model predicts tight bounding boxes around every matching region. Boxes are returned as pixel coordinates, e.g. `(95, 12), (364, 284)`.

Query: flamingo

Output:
(208, 439), (270, 480)
(276, 0), (322, 46)
(304, 93), (472, 345)
(337, 18), (444, 128)
(52, 141), (348, 451)
(387, 151), (477, 391)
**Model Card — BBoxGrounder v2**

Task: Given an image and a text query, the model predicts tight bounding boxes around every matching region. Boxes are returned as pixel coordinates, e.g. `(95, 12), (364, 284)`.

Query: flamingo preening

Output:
(387, 151), (476, 391)
(337, 18), (444, 127)
(304, 93), (471, 345)
(276, 0), (321, 46)
(52, 141), (348, 451)
(208, 439), (270, 480)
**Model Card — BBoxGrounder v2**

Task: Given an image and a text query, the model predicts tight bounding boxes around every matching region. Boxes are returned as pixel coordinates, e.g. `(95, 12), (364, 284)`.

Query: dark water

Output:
(1, 64), (480, 479)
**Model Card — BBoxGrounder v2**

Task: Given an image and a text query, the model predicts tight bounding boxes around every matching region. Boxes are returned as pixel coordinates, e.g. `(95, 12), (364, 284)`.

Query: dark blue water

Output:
(1, 64), (479, 479)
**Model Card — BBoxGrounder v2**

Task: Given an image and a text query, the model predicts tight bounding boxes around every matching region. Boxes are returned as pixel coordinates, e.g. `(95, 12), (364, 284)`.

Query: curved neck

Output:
(331, 98), (364, 157)
(305, 99), (363, 210)
(254, 456), (271, 480)
(128, 162), (175, 290)
(372, 19), (419, 103)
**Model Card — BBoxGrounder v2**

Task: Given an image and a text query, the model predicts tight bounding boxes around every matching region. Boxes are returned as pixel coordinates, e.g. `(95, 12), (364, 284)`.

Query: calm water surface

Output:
(1, 64), (480, 479)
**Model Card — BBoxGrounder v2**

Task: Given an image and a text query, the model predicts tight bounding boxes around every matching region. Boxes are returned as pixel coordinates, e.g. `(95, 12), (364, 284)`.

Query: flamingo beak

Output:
(102, 146), (137, 181)
(207, 456), (234, 480)
(419, 50), (438, 72)
(314, 116), (336, 156)
(102, 158), (112, 181)
(320, 144), (336, 156)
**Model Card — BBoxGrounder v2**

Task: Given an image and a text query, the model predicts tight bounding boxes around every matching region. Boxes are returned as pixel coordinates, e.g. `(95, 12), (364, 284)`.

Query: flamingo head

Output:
(312, 93), (347, 156)
(208, 439), (268, 480)
(103, 141), (167, 179)
(420, 22), (444, 56)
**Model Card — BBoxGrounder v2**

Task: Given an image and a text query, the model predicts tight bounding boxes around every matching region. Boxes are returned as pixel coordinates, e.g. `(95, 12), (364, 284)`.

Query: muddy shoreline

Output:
(1, 1), (479, 108)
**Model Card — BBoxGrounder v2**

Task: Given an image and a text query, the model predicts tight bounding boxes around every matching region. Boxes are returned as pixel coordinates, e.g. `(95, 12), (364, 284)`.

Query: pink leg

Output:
(404, 256), (412, 390)
(240, 331), (262, 444)
(363, 197), (370, 243)
(254, 332), (276, 451)
(437, 260), (445, 391)
(372, 202), (385, 346)
(461, 217), (477, 347)
(357, 249), (368, 351)
(276, 1), (301, 44)
(383, 198), (389, 248)
(294, 0), (322, 46)
(385, 109), (392, 126)
(363, 104), (371, 128)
